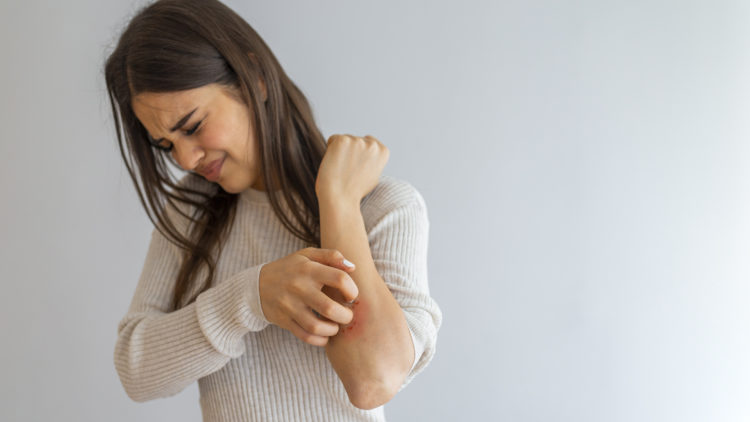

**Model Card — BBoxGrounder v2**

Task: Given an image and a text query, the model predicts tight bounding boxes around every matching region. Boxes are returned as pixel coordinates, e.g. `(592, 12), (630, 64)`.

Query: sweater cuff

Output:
(195, 264), (270, 357)
(405, 312), (427, 374)
(398, 308), (438, 391)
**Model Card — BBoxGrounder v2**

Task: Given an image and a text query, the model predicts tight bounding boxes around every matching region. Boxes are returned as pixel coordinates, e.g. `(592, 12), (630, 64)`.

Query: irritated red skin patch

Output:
(341, 300), (364, 337)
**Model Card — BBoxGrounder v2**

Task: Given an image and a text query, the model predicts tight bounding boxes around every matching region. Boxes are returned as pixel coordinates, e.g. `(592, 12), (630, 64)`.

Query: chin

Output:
(218, 182), (241, 194)
(217, 177), (249, 194)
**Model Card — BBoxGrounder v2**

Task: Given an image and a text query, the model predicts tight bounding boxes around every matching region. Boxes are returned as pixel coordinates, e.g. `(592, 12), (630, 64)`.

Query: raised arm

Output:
(314, 136), (441, 410)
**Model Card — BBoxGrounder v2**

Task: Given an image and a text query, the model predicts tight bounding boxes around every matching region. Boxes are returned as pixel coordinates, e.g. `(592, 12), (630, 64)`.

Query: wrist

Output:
(317, 189), (360, 210)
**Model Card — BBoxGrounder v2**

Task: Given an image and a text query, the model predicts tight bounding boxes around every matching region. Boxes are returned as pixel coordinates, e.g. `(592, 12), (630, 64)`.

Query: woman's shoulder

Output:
(360, 175), (428, 225)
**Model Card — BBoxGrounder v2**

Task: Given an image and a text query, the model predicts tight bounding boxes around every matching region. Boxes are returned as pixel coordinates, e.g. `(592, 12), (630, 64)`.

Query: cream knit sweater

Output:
(114, 174), (442, 421)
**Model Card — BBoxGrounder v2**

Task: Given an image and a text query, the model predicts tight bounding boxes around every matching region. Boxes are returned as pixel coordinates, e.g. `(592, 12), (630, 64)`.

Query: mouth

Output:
(198, 157), (225, 182)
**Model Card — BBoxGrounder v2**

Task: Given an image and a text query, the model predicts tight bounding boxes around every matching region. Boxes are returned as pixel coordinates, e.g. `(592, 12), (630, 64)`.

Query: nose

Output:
(171, 138), (205, 172)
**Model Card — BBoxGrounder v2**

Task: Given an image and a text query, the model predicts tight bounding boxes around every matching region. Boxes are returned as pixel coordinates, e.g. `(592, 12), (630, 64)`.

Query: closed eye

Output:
(146, 133), (173, 152)
(185, 120), (202, 136)
(146, 119), (202, 152)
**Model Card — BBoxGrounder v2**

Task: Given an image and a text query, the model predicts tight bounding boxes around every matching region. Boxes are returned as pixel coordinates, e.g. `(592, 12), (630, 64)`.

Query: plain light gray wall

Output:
(1, 0), (748, 421)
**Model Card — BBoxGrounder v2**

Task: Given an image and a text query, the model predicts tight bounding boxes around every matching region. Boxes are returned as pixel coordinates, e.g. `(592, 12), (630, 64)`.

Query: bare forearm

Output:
(318, 195), (413, 409)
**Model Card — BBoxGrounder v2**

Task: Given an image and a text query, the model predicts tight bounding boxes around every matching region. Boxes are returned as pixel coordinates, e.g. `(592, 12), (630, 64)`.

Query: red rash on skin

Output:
(320, 286), (365, 339)
(341, 300), (364, 337)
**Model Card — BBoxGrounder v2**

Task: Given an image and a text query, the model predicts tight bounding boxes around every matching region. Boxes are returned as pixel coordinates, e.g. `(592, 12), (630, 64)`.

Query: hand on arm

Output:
(258, 248), (359, 346)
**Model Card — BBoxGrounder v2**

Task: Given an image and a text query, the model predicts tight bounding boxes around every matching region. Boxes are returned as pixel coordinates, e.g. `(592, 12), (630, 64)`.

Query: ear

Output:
(248, 52), (267, 102)
(258, 77), (267, 103)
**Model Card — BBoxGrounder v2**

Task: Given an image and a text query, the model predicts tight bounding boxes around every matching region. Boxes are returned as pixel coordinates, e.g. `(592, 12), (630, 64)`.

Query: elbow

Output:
(346, 354), (413, 410)
(115, 354), (188, 403)
(117, 371), (170, 403)
(348, 381), (398, 410)
(115, 365), (152, 403)
(116, 372), (147, 403)
(123, 386), (151, 403)
(347, 368), (407, 410)
(114, 352), (161, 403)
(117, 372), (184, 403)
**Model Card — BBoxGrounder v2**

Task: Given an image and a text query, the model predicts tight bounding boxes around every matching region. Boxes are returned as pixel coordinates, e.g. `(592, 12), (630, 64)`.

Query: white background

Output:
(1, 0), (748, 421)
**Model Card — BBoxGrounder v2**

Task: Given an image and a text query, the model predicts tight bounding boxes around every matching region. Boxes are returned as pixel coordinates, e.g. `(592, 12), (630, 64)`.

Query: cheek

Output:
(199, 126), (229, 152)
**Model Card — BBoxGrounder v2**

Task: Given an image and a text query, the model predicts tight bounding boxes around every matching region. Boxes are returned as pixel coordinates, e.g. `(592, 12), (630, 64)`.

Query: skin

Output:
(131, 83), (414, 409)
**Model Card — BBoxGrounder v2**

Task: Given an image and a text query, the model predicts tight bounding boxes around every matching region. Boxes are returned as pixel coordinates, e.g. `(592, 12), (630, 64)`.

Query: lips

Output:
(198, 157), (225, 181)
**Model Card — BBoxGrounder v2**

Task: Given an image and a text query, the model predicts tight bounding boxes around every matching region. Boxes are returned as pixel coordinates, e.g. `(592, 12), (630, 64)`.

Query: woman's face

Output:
(131, 83), (265, 194)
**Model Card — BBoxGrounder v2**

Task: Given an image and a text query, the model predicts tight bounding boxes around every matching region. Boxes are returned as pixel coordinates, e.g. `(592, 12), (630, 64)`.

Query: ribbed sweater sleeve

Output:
(362, 180), (443, 392)
(113, 225), (270, 402)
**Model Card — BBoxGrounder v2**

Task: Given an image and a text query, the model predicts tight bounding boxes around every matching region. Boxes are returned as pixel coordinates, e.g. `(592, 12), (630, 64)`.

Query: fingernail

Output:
(342, 258), (355, 268)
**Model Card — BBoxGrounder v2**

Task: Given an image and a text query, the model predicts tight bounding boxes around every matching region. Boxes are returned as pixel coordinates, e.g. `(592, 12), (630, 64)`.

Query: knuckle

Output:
(306, 334), (325, 346)
(303, 246), (316, 255)
(328, 134), (348, 144)
(311, 322), (326, 335)
(279, 299), (295, 314)
(300, 260), (315, 273)
(321, 302), (338, 317)
(336, 272), (349, 287)
(300, 332), (314, 344)
(289, 279), (304, 295)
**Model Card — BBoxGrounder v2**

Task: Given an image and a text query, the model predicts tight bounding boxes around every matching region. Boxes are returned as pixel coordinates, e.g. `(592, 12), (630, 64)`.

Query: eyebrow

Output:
(150, 107), (198, 141)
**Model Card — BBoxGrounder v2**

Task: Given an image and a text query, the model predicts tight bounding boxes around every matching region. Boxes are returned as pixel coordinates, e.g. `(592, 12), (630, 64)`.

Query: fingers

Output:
(308, 290), (354, 325)
(328, 134), (381, 144)
(287, 318), (330, 347)
(327, 134), (359, 144)
(328, 134), (385, 149)
(300, 247), (355, 272)
(277, 298), (340, 346)
(296, 306), (341, 337)
(309, 262), (359, 303)
(299, 248), (359, 301)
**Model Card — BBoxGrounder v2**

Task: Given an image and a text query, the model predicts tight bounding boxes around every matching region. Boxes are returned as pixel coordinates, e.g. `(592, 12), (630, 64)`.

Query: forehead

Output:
(131, 85), (217, 136)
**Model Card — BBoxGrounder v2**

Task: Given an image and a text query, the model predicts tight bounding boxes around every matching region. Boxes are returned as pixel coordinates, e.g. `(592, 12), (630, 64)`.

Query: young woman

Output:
(106, 0), (442, 420)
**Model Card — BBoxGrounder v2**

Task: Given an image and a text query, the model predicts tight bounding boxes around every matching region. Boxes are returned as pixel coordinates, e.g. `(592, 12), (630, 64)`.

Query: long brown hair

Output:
(105, 0), (326, 311)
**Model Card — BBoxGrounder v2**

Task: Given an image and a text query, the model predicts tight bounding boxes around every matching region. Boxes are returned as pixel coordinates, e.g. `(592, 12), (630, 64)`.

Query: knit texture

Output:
(114, 174), (442, 421)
